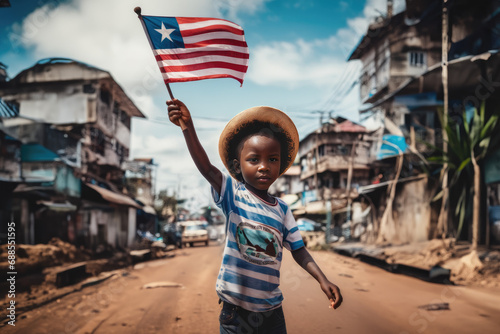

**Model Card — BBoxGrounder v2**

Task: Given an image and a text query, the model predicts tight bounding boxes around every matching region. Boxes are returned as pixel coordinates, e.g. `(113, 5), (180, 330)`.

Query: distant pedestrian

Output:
(168, 99), (342, 334)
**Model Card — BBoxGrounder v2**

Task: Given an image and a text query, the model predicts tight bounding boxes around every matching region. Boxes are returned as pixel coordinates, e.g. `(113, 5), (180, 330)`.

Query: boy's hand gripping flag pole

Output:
(134, 7), (250, 131)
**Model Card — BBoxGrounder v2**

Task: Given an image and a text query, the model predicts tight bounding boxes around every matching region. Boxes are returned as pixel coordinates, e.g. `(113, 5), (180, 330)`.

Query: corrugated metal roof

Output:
(21, 143), (60, 162)
(11, 58), (146, 119)
(85, 183), (142, 209)
(0, 98), (19, 118)
(335, 120), (367, 133)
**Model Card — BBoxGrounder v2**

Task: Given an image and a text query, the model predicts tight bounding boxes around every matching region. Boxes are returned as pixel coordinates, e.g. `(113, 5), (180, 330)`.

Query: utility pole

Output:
(312, 110), (326, 201)
(325, 200), (332, 244)
(437, 0), (449, 239)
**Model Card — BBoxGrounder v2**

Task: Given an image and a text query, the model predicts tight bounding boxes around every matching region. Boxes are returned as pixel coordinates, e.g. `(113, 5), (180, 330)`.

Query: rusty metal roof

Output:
(9, 58), (145, 119)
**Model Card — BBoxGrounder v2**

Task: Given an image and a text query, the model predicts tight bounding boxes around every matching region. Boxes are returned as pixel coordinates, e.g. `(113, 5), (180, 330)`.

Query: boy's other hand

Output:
(167, 99), (191, 127)
(321, 281), (343, 310)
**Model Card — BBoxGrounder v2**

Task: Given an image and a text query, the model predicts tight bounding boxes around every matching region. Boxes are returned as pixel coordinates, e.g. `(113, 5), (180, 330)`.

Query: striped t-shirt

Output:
(211, 173), (305, 312)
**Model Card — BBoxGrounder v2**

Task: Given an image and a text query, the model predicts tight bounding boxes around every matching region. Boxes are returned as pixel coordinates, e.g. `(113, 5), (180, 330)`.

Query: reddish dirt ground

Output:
(2, 242), (500, 334)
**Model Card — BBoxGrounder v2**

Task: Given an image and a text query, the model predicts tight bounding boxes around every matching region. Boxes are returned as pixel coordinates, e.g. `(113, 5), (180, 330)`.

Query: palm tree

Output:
(429, 101), (499, 248)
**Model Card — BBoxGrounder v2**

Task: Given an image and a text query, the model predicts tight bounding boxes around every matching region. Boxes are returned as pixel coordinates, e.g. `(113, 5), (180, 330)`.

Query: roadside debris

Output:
(332, 239), (500, 287)
(54, 262), (87, 288)
(141, 282), (183, 289)
(0, 237), (90, 276)
(338, 273), (353, 278)
(452, 250), (484, 282)
(418, 303), (450, 311)
(0, 236), (178, 319)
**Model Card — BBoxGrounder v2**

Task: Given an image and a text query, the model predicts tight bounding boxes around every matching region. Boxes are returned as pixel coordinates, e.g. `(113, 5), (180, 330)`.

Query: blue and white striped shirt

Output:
(212, 173), (305, 312)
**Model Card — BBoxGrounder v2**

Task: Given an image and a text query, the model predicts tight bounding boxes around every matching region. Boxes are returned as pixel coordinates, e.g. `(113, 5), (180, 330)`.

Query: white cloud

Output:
(247, 0), (406, 91)
(247, 37), (348, 88)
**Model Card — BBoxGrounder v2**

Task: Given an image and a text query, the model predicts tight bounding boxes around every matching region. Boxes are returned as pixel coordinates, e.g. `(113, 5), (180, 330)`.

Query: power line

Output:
(320, 62), (361, 111)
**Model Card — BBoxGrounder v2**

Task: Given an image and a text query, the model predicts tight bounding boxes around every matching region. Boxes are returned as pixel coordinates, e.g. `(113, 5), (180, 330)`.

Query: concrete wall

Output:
(89, 207), (136, 249)
(128, 207), (137, 247)
(377, 176), (436, 244)
(19, 92), (90, 124)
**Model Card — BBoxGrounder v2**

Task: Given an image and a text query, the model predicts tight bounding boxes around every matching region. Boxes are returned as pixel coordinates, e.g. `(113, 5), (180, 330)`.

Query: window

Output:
(83, 84), (95, 94)
(301, 158), (307, 172)
(100, 89), (111, 106)
(318, 144), (325, 157)
(119, 107), (131, 129)
(89, 127), (105, 155)
(409, 51), (426, 67)
(337, 145), (350, 156)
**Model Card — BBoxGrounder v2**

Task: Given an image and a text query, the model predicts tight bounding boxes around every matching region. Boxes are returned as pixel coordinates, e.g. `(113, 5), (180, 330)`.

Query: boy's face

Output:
(234, 134), (281, 191)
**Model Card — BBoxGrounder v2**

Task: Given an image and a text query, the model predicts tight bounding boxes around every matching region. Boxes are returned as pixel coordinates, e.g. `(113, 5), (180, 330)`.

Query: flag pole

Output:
(134, 7), (187, 131)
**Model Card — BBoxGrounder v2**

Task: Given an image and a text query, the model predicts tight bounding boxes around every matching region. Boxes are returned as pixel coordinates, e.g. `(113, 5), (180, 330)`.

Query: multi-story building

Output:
(295, 117), (377, 216)
(350, 0), (500, 149)
(0, 58), (146, 249)
(124, 158), (158, 232)
(348, 0), (500, 244)
(0, 58), (145, 187)
(124, 158), (157, 206)
(349, 0), (443, 149)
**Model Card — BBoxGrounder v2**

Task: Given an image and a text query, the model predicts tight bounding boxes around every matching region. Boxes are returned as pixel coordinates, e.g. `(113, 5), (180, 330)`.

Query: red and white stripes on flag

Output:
(141, 16), (249, 86)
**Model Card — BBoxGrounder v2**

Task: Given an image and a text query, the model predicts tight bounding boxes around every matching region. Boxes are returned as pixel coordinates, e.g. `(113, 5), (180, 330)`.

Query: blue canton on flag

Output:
(144, 17), (184, 49)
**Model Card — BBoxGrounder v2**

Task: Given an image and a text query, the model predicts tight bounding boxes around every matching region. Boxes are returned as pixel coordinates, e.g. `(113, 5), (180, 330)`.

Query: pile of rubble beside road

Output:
(332, 238), (500, 288)
(0, 238), (90, 277)
(0, 237), (175, 319)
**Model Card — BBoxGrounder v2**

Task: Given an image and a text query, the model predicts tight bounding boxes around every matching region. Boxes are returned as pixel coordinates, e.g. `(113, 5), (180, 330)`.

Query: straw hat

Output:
(218, 106), (299, 180)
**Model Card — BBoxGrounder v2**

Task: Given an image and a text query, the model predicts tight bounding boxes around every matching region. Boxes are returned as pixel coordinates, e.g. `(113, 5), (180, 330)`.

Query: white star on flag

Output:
(155, 22), (175, 43)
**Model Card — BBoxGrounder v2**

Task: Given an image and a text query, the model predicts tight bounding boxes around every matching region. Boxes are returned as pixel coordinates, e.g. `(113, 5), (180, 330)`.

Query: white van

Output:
(179, 221), (209, 247)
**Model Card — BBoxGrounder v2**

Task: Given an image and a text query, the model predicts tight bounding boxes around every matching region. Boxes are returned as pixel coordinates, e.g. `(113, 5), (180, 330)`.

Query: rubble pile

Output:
(379, 239), (500, 287)
(381, 239), (455, 268)
(0, 238), (90, 276)
(452, 250), (500, 287)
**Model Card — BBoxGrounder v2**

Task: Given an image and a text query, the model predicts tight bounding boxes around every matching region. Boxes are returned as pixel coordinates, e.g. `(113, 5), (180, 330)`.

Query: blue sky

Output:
(0, 0), (404, 211)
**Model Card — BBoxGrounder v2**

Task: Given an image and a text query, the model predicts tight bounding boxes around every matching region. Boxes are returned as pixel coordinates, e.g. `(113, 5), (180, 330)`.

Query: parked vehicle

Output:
(296, 218), (322, 232)
(162, 223), (183, 248)
(179, 221), (209, 247)
(137, 230), (163, 243)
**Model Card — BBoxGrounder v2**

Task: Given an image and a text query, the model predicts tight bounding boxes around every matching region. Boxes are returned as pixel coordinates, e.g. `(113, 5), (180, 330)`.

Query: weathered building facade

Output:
(0, 58), (146, 250)
(347, 0), (500, 244)
(124, 158), (158, 233)
(292, 118), (379, 223)
(1, 58), (144, 185)
(349, 0), (443, 149)
(0, 96), (22, 244)
(124, 158), (157, 207)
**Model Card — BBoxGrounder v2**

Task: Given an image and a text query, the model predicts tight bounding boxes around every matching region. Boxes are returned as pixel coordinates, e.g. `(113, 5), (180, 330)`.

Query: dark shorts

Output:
(219, 301), (287, 334)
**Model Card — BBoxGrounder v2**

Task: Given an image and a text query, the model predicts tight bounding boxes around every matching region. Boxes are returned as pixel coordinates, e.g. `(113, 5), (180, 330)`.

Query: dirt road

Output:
(3, 243), (500, 334)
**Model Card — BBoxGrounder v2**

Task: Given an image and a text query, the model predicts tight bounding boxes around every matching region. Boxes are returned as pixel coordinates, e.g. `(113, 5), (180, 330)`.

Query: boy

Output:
(167, 99), (342, 334)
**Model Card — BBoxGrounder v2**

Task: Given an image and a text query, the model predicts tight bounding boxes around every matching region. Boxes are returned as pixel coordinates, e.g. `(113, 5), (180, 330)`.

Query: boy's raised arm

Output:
(167, 99), (223, 194)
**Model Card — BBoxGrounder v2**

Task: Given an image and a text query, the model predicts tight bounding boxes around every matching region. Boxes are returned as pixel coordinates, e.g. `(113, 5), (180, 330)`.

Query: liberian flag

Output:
(141, 16), (249, 86)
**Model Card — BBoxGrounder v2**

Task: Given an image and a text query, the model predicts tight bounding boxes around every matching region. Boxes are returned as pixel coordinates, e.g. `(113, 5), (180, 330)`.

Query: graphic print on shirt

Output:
(236, 220), (280, 266)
